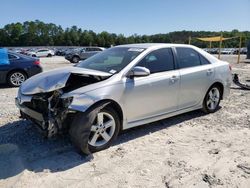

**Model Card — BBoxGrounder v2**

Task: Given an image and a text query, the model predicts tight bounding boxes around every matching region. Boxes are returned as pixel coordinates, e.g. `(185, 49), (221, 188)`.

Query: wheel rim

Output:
(73, 57), (79, 63)
(206, 87), (220, 110)
(88, 112), (116, 147)
(10, 72), (25, 86)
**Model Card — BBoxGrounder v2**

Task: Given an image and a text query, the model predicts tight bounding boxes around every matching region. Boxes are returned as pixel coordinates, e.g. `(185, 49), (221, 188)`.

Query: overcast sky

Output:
(0, 0), (249, 35)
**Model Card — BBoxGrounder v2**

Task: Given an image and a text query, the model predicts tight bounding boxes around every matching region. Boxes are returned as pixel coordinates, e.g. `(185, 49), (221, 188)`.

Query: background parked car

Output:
(27, 49), (54, 57)
(55, 47), (72, 56)
(55, 48), (66, 56)
(65, 47), (105, 63)
(0, 50), (42, 86)
(221, 48), (234, 54)
(209, 48), (219, 54)
(241, 48), (247, 54)
(20, 48), (34, 55)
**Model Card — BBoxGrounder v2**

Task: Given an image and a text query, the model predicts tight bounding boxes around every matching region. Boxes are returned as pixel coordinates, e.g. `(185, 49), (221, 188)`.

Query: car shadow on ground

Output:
(0, 84), (12, 88)
(0, 109), (207, 180)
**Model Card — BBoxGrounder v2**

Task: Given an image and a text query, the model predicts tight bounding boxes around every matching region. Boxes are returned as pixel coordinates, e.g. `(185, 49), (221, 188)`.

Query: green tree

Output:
(0, 20), (249, 48)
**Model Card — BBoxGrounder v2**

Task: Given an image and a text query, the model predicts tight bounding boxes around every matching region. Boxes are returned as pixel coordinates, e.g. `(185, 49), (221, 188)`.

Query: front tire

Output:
(71, 56), (80, 63)
(7, 71), (27, 87)
(202, 85), (221, 113)
(69, 107), (120, 154)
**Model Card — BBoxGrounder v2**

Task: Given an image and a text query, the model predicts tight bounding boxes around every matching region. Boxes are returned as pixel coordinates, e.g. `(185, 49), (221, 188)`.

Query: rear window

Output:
(199, 55), (210, 65)
(8, 54), (18, 60)
(176, 48), (201, 68)
(93, 48), (103, 51)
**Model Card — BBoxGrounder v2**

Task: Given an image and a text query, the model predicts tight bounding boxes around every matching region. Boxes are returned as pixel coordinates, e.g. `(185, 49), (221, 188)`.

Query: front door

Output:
(123, 48), (180, 123)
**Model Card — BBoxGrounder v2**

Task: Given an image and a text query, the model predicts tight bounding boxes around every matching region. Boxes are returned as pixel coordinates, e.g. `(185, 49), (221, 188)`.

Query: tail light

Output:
(33, 60), (40, 65)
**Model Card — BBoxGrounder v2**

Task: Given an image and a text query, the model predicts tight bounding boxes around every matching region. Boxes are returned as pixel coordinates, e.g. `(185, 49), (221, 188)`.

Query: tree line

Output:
(0, 20), (249, 48)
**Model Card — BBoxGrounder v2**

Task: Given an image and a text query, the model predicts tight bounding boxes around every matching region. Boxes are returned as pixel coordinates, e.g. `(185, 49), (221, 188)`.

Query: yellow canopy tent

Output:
(195, 35), (241, 63)
(196, 36), (237, 42)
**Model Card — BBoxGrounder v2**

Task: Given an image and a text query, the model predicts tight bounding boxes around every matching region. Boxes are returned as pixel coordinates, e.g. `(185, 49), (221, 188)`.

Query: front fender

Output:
(66, 94), (96, 112)
(65, 93), (114, 112)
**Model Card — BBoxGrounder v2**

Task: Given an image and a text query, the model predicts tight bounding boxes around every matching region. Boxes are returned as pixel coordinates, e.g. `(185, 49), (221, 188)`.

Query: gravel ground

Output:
(0, 55), (249, 188)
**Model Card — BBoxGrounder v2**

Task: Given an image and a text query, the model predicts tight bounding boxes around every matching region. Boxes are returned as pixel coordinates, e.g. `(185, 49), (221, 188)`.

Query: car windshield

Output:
(76, 47), (145, 74)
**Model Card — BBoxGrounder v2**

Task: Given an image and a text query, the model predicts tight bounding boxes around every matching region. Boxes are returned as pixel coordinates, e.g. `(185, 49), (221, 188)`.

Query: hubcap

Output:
(88, 112), (116, 147)
(10, 72), (25, 86)
(73, 57), (79, 63)
(207, 87), (220, 110)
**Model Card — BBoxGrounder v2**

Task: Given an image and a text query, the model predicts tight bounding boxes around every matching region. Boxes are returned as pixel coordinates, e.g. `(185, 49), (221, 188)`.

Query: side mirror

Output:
(127, 66), (150, 78)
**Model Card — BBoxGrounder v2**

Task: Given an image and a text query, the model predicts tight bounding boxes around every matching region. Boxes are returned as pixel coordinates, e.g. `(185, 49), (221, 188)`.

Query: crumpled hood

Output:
(21, 66), (111, 95)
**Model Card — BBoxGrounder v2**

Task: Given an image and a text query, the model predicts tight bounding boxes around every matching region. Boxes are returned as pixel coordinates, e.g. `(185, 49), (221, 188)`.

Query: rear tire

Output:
(202, 85), (221, 113)
(7, 71), (27, 87)
(69, 106), (120, 154)
(47, 53), (52, 57)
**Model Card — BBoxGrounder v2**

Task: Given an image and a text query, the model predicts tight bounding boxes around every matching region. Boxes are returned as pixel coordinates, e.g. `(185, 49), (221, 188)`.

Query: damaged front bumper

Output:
(15, 97), (44, 122)
(16, 97), (48, 134)
(15, 91), (74, 137)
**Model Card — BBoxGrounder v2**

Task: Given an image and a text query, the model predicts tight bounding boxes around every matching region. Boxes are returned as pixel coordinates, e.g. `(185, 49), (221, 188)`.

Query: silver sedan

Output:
(16, 43), (232, 154)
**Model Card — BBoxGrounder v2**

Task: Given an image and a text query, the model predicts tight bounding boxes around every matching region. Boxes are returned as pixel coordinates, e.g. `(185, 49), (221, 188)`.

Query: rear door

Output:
(36, 50), (44, 57)
(0, 53), (26, 83)
(37, 50), (47, 57)
(175, 47), (215, 109)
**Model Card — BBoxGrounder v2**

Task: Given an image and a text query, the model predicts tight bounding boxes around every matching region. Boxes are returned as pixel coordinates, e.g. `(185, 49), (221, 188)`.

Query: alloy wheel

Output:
(88, 112), (116, 147)
(10, 72), (26, 86)
(206, 87), (220, 110)
(72, 57), (79, 63)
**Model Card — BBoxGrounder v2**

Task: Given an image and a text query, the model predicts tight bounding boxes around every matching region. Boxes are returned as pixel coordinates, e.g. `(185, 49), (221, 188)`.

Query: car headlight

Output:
(61, 97), (73, 108)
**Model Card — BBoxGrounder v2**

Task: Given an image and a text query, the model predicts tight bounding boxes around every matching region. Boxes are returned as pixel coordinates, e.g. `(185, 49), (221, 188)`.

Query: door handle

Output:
(207, 69), (213, 75)
(170, 75), (179, 83)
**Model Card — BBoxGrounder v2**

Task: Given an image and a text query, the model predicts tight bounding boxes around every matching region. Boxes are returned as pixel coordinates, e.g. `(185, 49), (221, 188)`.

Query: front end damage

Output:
(17, 90), (73, 137)
(16, 67), (112, 138)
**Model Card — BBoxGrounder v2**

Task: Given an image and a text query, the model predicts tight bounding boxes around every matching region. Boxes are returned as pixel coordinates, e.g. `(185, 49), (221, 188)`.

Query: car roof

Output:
(117, 43), (219, 64)
(116, 43), (194, 49)
(37, 49), (50, 50)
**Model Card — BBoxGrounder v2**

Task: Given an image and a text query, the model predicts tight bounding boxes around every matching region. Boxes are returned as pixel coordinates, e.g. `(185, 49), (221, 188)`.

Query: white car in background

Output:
(27, 49), (54, 57)
(221, 48), (234, 55)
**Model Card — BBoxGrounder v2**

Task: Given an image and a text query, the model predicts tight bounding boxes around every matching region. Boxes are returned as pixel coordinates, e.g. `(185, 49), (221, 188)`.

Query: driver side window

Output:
(137, 48), (174, 74)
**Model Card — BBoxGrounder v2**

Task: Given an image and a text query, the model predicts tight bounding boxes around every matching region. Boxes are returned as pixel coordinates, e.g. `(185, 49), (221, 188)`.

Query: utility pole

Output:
(237, 35), (242, 64)
(218, 33), (222, 59)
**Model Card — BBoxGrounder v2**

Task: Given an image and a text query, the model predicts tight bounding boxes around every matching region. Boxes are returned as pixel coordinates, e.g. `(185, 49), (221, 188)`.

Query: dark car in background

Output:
(55, 47), (75, 56)
(65, 47), (105, 63)
(0, 50), (42, 86)
(55, 48), (66, 56)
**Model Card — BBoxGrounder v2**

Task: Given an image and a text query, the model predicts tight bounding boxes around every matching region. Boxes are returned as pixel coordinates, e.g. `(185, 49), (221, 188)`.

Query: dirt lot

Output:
(0, 55), (249, 188)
